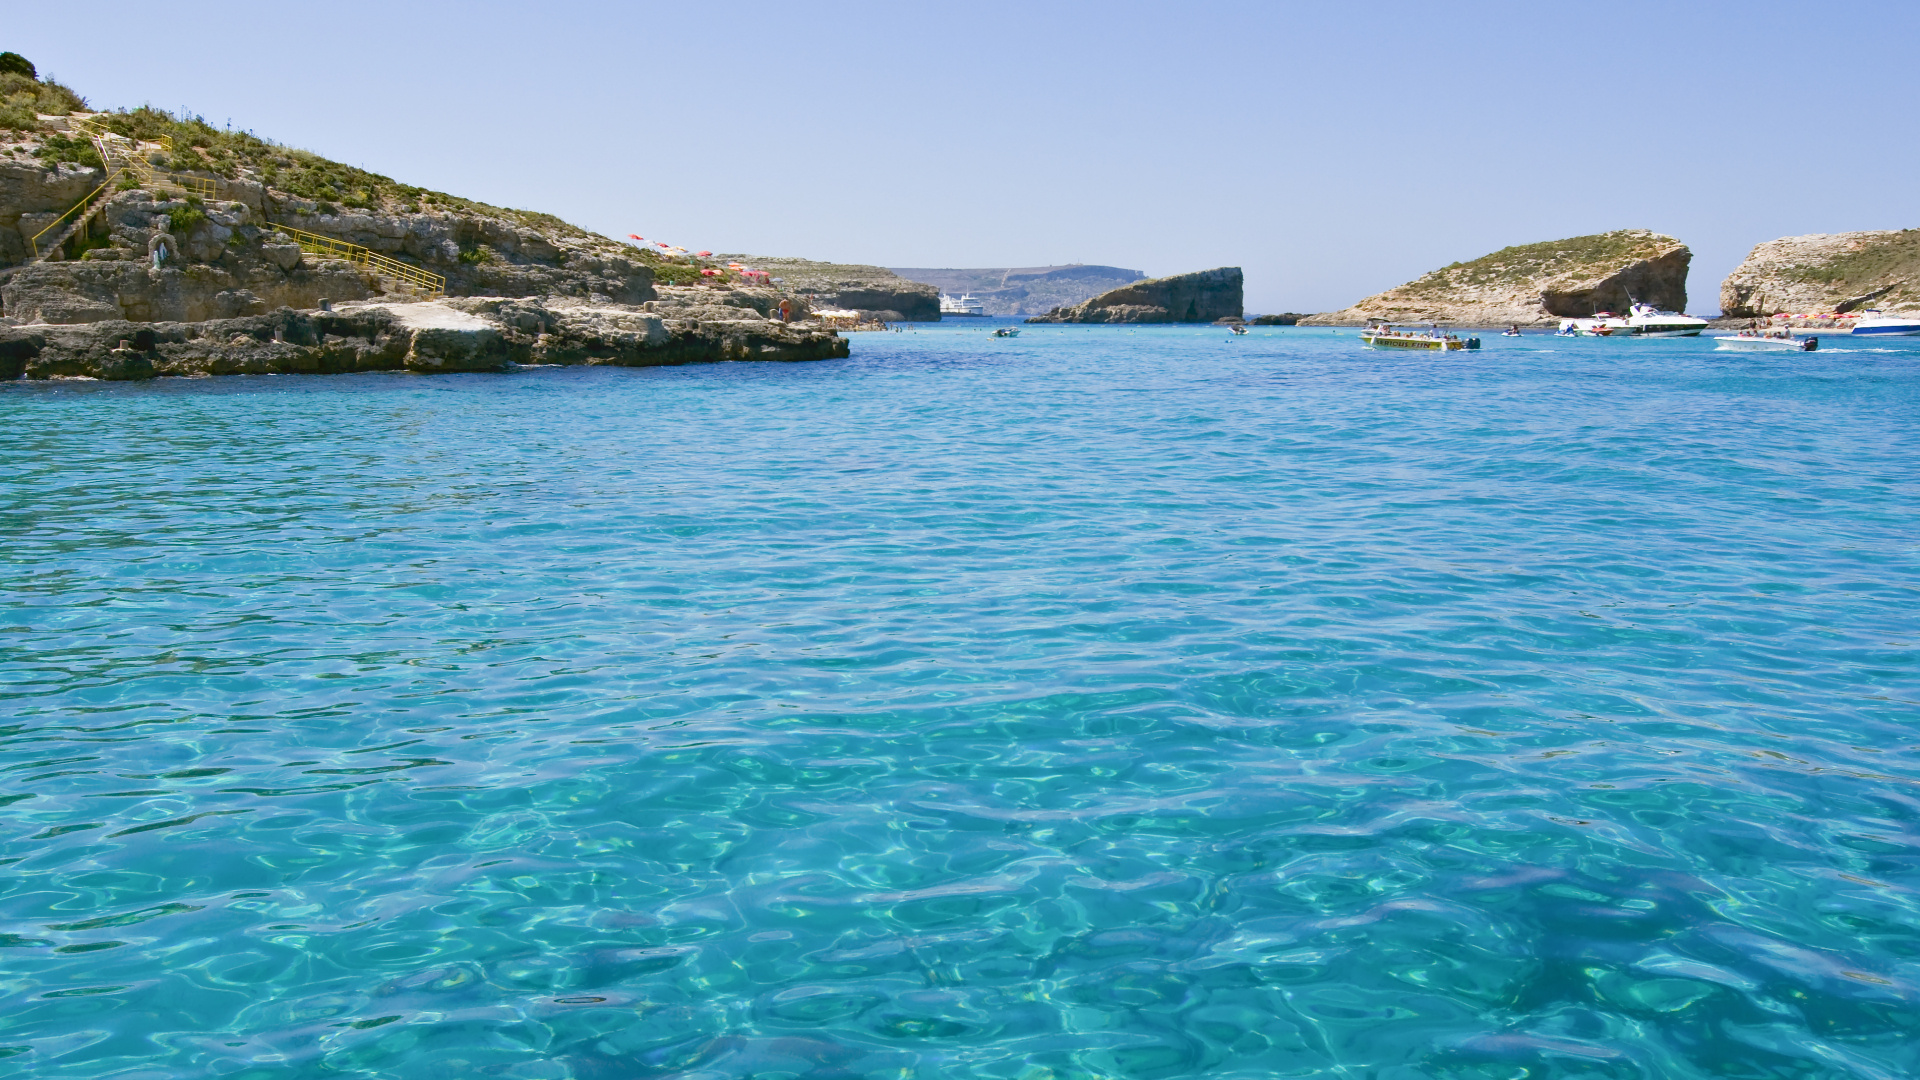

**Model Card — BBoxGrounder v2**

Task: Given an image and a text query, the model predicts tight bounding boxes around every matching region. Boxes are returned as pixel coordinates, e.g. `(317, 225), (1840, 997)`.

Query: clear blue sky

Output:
(11, 1), (1918, 314)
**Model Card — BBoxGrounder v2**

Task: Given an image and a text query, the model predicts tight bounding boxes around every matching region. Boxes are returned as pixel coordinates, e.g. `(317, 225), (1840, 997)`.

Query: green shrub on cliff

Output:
(33, 133), (103, 170)
(168, 198), (207, 235)
(0, 69), (86, 130)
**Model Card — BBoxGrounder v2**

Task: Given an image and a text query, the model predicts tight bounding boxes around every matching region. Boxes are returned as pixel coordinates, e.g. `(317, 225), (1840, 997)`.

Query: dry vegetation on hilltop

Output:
(1406, 231), (1680, 295)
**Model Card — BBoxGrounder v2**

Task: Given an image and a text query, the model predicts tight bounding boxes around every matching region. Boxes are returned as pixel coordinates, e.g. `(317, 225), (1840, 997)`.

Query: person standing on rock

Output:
(779, 299), (792, 323)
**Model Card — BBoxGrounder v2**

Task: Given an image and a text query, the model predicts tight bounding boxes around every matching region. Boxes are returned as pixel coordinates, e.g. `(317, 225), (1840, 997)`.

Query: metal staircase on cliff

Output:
(271, 224), (446, 298)
(26, 118), (219, 263)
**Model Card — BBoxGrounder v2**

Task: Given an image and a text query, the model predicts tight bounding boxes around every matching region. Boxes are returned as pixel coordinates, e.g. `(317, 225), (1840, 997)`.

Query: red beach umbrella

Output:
(628, 234), (643, 241)
(656, 242), (670, 249)
(696, 251), (712, 257)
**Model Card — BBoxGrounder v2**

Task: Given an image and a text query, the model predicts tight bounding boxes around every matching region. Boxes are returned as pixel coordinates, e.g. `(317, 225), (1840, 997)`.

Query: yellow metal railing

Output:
(273, 224), (446, 297)
(73, 117), (216, 200)
(28, 177), (116, 259)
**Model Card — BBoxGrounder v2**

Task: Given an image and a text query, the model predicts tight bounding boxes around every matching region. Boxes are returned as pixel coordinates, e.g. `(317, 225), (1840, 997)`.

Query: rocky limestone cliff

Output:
(0, 71), (850, 376)
(1301, 230), (1691, 327)
(1024, 267), (1243, 324)
(0, 286), (846, 381)
(716, 256), (938, 322)
(889, 264), (1147, 317)
(1719, 230), (1920, 317)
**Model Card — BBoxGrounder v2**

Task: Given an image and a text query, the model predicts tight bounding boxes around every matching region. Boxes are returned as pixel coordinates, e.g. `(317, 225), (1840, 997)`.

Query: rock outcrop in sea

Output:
(1024, 267), (1243, 324)
(0, 68), (851, 378)
(1301, 230), (1691, 327)
(1719, 230), (1920, 317)
(889, 265), (1147, 317)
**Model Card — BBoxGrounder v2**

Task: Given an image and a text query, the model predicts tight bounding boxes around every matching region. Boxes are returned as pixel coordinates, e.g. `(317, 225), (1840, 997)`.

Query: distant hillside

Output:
(890, 264), (1145, 316)
(717, 256), (937, 321)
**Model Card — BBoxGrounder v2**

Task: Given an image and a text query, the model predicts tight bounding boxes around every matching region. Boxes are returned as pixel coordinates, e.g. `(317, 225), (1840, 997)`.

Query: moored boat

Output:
(1359, 320), (1480, 351)
(991, 326), (1020, 338)
(1625, 302), (1708, 337)
(1849, 310), (1920, 336)
(1556, 315), (1629, 337)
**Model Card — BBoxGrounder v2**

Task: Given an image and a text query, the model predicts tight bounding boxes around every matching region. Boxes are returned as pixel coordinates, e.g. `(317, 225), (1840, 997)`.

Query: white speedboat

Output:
(1713, 332), (1818, 352)
(1849, 310), (1920, 336)
(1625, 302), (1708, 337)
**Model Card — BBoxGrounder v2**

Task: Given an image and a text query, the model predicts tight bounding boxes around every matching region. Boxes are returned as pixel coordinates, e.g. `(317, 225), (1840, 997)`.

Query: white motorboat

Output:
(939, 293), (987, 317)
(1713, 332), (1818, 352)
(1625, 302), (1708, 337)
(1849, 310), (1920, 336)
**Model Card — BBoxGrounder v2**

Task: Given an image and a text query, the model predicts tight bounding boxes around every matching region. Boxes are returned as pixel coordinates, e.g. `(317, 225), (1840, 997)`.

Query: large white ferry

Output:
(939, 293), (987, 317)
(1849, 310), (1920, 336)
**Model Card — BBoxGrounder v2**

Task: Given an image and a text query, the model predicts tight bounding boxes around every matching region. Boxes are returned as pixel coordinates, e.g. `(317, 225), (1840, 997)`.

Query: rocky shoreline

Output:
(0, 287), (846, 382)
(0, 87), (858, 382)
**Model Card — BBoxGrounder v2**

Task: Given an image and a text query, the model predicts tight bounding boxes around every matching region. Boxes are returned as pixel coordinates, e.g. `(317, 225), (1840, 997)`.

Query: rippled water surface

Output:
(3, 325), (1919, 1079)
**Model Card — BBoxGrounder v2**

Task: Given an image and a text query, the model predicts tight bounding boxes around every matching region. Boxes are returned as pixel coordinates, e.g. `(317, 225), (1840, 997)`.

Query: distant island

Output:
(890, 264), (1145, 317)
(1026, 267), (1242, 324)
(1302, 230), (1691, 327)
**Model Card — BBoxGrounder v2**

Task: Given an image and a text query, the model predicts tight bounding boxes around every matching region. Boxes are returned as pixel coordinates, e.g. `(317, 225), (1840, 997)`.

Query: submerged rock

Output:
(1301, 230), (1691, 327)
(1719, 230), (1920, 317)
(1024, 267), (1243, 324)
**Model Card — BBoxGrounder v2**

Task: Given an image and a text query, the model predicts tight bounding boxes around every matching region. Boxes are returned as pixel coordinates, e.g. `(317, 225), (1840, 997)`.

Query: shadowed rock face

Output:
(1719, 230), (1920, 318)
(1024, 267), (1243, 324)
(1302, 230), (1692, 326)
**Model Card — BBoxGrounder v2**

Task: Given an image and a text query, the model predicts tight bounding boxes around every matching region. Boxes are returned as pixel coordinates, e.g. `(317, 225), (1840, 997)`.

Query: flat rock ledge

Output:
(0, 288), (848, 381)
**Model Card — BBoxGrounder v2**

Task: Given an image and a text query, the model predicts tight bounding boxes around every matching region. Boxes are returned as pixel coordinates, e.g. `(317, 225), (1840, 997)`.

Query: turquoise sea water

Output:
(2, 324), (1918, 1079)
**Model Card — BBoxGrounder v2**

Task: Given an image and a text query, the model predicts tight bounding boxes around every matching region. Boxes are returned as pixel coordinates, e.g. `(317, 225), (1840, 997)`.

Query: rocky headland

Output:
(715, 256), (938, 322)
(1719, 230), (1920, 317)
(0, 66), (850, 379)
(1301, 230), (1692, 327)
(1024, 267), (1243, 324)
(889, 264), (1147, 317)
